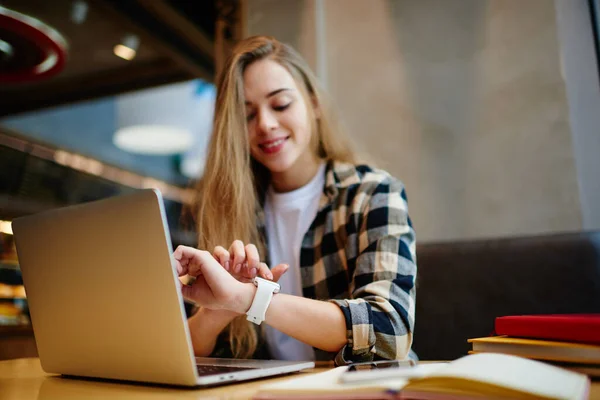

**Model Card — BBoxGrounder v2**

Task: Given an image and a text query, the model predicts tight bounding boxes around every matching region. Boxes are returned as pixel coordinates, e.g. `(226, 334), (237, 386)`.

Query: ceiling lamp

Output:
(0, 5), (68, 83)
(114, 81), (200, 156)
(114, 34), (139, 61)
(0, 221), (13, 235)
(114, 125), (193, 155)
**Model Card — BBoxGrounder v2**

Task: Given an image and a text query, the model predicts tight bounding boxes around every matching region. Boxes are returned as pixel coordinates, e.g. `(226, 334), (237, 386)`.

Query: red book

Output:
(495, 314), (600, 345)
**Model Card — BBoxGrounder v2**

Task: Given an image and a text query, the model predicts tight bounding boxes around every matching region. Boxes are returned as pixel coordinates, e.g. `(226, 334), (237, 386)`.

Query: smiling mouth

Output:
(259, 136), (289, 149)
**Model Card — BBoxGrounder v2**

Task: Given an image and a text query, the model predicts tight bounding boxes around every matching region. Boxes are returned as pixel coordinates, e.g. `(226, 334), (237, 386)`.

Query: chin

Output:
(262, 157), (297, 174)
(264, 162), (293, 174)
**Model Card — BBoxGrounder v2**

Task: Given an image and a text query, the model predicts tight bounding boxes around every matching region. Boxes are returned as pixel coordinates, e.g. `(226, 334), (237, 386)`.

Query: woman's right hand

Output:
(212, 240), (289, 283)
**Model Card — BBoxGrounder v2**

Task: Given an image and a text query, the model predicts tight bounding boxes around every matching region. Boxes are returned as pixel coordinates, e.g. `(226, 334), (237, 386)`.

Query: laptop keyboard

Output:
(196, 364), (257, 376)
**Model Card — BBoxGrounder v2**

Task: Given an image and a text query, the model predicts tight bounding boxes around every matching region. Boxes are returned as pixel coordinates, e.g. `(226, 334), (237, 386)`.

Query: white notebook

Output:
(254, 353), (590, 400)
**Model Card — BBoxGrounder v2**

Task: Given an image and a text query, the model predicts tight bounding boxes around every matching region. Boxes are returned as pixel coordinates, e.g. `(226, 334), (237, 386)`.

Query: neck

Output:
(271, 154), (322, 193)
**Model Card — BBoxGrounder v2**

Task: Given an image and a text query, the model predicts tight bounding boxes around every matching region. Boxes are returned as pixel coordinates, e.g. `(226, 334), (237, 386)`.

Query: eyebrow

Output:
(245, 88), (292, 105)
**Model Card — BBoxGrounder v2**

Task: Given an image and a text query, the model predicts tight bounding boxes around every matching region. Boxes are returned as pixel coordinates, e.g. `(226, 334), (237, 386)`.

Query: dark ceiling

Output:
(0, 0), (218, 117)
(0, 0), (222, 246)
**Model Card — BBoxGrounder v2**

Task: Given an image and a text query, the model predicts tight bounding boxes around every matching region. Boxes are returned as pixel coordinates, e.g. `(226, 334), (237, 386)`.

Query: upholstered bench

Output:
(412, 231), (600, 360)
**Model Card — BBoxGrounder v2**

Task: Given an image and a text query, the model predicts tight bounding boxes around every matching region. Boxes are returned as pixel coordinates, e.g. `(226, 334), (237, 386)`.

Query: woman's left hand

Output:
(213, 240), (289, 283)
(173, 245), (253, 314)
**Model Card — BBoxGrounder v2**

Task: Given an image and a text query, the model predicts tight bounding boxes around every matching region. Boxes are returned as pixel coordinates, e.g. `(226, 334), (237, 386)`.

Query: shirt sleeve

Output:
(329, 178), (417, 363)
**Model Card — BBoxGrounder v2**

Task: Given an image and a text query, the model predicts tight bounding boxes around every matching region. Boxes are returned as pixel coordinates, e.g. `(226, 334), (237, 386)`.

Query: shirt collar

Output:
(321, 159), (362, 209)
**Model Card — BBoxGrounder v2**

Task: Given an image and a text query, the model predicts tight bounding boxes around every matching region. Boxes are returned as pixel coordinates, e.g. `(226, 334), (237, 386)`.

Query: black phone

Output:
(346, 359), (416, 371)
(340, 359), (418, 384)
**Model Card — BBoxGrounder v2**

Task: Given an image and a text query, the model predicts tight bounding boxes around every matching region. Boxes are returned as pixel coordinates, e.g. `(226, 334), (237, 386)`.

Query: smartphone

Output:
(347, 359), (415, 371)
(340, 359), (418, 383)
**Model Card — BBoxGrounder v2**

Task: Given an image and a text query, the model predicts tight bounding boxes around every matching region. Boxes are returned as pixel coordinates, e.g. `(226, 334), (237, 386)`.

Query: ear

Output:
(311, 95), (321, 119)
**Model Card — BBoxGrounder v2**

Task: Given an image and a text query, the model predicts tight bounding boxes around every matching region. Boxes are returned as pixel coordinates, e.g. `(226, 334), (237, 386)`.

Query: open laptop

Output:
(12, 189), (314, 387)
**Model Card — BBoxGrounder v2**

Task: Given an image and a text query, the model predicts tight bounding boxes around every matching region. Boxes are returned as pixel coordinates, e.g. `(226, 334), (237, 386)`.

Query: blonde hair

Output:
(192, 36), (356, 358)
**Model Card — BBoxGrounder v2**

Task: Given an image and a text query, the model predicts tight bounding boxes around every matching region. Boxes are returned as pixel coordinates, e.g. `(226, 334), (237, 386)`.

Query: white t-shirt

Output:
(263, 162), (326, 361)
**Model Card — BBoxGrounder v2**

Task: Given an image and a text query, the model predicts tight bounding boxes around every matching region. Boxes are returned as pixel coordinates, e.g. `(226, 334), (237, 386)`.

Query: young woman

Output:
(173, 36), (417, 364)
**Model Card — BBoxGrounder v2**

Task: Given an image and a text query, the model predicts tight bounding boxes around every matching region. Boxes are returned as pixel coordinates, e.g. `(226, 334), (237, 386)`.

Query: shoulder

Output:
(327, 161), (407, 198)
(323, 161), (409, 220)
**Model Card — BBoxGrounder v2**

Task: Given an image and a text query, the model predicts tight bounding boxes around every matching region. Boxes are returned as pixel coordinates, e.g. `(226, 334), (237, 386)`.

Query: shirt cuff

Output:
(329, 298), (376, 364)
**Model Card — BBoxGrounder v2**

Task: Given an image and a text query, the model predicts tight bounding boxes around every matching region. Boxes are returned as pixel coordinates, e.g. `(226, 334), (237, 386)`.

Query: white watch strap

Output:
(246, 277), (280, 325)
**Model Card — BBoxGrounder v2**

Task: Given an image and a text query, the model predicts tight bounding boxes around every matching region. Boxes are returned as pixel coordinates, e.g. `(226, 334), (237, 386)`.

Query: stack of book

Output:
(469, 314), (600, 377)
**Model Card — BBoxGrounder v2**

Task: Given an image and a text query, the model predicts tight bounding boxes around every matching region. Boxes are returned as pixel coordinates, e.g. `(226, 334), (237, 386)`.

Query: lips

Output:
(259, 136), (289, 155)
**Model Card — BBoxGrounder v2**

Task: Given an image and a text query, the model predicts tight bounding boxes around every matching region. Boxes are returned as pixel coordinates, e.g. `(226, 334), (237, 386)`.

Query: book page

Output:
(408, 353), (589, 400)
(341, 363), (447, 383)
(257, 366), (411, 395)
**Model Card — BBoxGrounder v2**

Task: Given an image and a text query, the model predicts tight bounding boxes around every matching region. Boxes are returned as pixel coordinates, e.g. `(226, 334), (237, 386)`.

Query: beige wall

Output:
(247, 0), (582, 242)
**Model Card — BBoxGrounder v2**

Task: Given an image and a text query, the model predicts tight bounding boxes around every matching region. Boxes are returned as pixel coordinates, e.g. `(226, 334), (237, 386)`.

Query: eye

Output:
(273, 102), (291, 112)
(246, 112), (256, 122)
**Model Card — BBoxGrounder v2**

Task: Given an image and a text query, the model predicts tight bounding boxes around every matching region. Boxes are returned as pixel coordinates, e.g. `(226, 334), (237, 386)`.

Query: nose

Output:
(257, 108), (278, 134)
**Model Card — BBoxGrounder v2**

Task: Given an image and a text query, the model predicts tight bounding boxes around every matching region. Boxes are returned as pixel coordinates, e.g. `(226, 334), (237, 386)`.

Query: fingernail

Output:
(235, 264), (241, 273)
(225, 261), (230, 271)
(250, 268), (257, 277)
(267, 272), (273, 280)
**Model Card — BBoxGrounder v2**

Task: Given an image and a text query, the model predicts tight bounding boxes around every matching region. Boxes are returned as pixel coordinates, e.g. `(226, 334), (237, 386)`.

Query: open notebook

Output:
(253, 353), (590, 400)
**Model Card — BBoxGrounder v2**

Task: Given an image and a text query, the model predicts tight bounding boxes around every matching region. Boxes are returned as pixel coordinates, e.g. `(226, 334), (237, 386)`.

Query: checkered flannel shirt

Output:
(259, 160), (417, 363)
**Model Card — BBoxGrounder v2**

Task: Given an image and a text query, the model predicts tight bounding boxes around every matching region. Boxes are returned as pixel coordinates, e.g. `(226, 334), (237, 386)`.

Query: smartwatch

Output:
(246, 277), (280, 325)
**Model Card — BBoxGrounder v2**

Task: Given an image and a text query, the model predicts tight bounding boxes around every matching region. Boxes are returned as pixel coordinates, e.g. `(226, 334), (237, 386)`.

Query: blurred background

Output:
(1, 0), (599, 359)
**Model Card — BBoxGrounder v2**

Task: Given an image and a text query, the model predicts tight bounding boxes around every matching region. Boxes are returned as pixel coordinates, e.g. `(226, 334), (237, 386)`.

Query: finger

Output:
(270, 264), (289, 283)
(173, 245), (194, 276)
(173, 245), (195, 262)
(213, 246), (230, 270)
(256, 262), (273, 280)
(241, 262), (255, 279)
(244, 244), (260, 270)
(229, 240), (246, 274)
(181, 275), (210, 305)
(173, 247), (210, 278)
(185, 249), (231, 283)
(173, 259), (186, 276)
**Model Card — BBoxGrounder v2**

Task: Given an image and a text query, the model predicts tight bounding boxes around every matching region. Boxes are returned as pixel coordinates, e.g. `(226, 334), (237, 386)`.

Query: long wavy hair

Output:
(192, 36), (356, 358)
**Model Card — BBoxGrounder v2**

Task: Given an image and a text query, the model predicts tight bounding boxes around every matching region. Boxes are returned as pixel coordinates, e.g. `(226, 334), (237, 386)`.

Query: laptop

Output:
(12, 189), (315, 387)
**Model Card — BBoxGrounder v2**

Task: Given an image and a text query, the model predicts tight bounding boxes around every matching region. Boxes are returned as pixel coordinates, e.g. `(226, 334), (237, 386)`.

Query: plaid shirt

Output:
(212, 161), (417, 362)
(263, 160), (416, 362)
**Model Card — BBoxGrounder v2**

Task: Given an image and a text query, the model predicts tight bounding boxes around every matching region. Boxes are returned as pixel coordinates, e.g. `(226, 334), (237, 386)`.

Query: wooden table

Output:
(0, 358), (322, 400)
(1, 358), (599, 400)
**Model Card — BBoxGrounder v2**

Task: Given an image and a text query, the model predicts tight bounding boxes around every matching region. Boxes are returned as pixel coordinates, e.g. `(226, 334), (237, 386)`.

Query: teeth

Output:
(263, 138), (285, 149)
